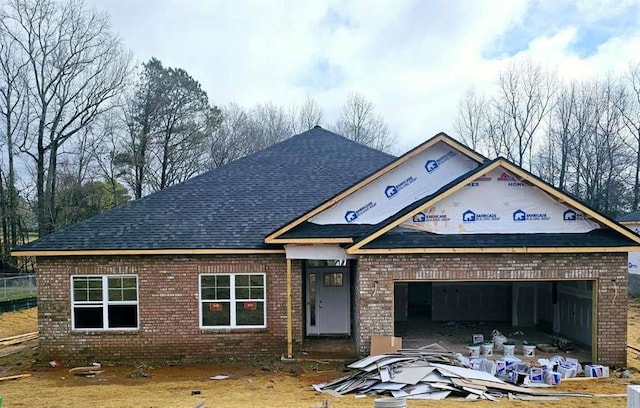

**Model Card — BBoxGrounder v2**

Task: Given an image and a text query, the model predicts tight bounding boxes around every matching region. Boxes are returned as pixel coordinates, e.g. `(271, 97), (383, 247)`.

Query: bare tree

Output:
(250, 102), (293, 151)
(569, 79), (631, 215)
(0, 21), (28, 256)
(547, 82), (577, 190)
(290, 94), (323, 133)
(491, 60), (557, 168)
(454, 87), (487, 151)
(1, 0), (131, 236)
(618, 63), (640, 209)
(208, 103), (254, 168)
(335, 92), (396, 152)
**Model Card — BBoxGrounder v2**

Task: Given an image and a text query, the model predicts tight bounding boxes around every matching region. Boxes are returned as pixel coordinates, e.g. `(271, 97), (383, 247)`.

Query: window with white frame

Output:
(200, 274), (266, 328)
(71, 275), (138, 330)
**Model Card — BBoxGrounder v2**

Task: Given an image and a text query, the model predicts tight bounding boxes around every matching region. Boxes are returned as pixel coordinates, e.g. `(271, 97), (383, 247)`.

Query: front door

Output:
(306, 266), (350, 336)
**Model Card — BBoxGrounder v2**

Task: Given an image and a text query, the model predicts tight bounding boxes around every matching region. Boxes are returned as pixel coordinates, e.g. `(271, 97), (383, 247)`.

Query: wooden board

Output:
(0, 373), (31, 382)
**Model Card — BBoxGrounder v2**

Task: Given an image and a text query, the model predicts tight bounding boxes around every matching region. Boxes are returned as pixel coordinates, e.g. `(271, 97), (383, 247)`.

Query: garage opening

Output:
(394, 280), (593, 359)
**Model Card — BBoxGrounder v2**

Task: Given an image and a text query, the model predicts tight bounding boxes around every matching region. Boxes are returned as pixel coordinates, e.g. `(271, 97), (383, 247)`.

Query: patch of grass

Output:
(0, 287), (37, 301)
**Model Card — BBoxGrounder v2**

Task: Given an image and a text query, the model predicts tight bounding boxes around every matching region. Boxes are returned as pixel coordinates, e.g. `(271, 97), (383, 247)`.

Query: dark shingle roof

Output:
(618, 210), (640, 222)
(16, 127), (395, 251)
(279, 222), (375, 239)
(361, 228), (637, 249)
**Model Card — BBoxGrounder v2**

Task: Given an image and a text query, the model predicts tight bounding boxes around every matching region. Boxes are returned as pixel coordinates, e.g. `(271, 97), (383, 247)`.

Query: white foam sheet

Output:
(404, 391), (451, 400)
(390, 383), (433, 398)
(431, 363), (506, 384)
(630, 252), (640, 275)
(362, 357), (415, 373)
(388, 366), (436, 385)
(309, 141), (480, 225)
(401, 167), (600, 234)
(347, 354), (389, 369)
(370, 382), (407, 391)
(421, 370), (453, 384)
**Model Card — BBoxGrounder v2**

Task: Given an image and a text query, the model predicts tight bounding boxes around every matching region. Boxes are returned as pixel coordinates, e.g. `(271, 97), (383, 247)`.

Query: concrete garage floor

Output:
(395, 318), (592, 363)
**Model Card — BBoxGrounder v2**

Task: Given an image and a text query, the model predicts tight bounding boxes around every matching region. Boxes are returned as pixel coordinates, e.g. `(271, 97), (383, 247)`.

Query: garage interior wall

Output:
(355, 252), (626, 366)
(394, 280), (593, 347)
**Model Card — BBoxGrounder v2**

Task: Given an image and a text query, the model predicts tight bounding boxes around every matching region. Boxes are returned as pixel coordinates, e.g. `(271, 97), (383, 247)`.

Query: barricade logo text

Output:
(463, 210), (476, 222)
(513, 209), (549, 222)
(344, 201), (377, 223)
(424, 151), (456, 174)
(563, 209), (585, 221)
(413, 212), (426, 222)
(463, 209), (500, 223)
(385, 176), (417, 199)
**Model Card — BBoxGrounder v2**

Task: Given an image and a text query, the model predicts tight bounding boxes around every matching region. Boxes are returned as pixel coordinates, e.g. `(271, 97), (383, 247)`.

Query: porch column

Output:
(286, 258), (293, 358)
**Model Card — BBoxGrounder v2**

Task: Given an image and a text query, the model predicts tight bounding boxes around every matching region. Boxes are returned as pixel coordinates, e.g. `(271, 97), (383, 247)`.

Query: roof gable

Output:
(266, 132), (485, 243)
(400, 166), (600, 234)
(347, 158), (640, 254)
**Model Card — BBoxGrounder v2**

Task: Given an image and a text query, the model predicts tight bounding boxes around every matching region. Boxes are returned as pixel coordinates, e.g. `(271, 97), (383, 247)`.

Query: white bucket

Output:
(523, 344), (536, 357)
(374, 398), (407, 408)
(467, 344), (481, 358)
(503, 343), (515, 356)
(481, 342), (494, 356)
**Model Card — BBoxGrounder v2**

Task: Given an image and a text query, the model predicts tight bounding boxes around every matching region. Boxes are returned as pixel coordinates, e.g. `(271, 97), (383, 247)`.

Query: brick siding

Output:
(355, 253), (627, 367)
(36, 255), (302, 365)
(36, 252), (628, 367)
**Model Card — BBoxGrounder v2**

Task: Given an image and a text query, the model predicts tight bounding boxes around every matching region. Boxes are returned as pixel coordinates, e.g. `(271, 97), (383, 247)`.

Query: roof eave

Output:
(350, 246), (640, 254)
(11, 248), (286, 257)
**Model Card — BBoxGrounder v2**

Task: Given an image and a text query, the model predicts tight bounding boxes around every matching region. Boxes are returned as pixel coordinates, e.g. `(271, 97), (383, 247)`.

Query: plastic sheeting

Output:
(400, 167), (600, 234)
(629, 252), (640, 275)
(309, 141), (480, 225)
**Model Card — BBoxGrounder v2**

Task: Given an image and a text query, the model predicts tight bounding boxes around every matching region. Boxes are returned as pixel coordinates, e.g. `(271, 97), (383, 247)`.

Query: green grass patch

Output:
(0, 287), (36, 301)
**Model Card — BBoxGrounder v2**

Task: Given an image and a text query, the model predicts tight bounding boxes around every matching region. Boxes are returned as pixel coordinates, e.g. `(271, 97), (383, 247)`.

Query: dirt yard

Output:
(1, 304), (639, 407)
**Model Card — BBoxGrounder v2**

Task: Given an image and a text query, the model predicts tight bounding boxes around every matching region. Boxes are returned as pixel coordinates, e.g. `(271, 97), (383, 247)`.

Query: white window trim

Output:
(199, 273), (267, 329)
(71, 275), (139, 331)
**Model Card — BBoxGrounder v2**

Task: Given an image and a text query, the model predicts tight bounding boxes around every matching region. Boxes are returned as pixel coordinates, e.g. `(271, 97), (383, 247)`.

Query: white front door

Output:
(306, 267), (350, 335)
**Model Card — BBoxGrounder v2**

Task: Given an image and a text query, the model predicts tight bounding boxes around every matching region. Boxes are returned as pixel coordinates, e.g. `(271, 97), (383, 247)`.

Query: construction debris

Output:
(0, 331), (38, 347)
(69, 362), (103, 376)
(312, 344), (595, 401)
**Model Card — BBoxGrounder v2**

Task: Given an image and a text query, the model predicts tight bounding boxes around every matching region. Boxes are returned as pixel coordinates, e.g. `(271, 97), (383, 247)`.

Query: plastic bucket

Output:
(503, 343), (515, 356)
(467, 343), (481, 358)
(523, 344), (536, 357)
(374, 398), (406, 408)
(481, 342), (494, 356)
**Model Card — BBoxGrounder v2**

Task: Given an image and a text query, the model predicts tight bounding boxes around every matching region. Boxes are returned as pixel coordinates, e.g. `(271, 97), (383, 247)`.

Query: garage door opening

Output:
(394, 280), (594, 359)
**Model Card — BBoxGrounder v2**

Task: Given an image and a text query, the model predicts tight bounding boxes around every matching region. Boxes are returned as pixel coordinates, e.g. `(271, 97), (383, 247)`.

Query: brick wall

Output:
(355, 253), (627, 367)
(36, 255), (302, 365)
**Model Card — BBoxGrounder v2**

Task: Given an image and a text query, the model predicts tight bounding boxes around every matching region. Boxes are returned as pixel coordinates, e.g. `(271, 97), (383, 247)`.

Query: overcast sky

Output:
(86, 0), (640, 151)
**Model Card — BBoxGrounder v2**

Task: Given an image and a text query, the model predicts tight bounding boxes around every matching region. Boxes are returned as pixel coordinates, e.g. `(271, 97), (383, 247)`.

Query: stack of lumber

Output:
(313, 344), (593, 401)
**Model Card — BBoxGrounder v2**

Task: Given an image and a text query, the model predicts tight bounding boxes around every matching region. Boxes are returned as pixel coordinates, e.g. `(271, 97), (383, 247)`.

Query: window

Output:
(72, 276), (138, 330)
(200, 274), (266, 328)
(323, 272), (343, 287)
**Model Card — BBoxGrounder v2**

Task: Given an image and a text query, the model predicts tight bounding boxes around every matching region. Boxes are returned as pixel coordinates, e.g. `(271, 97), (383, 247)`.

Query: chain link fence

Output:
(0, 274), (37, 301)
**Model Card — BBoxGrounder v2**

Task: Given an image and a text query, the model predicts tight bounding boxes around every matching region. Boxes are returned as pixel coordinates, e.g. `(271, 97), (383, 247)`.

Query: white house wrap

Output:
(309, 141), (480, 225)
(400, 167), (600, 234)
